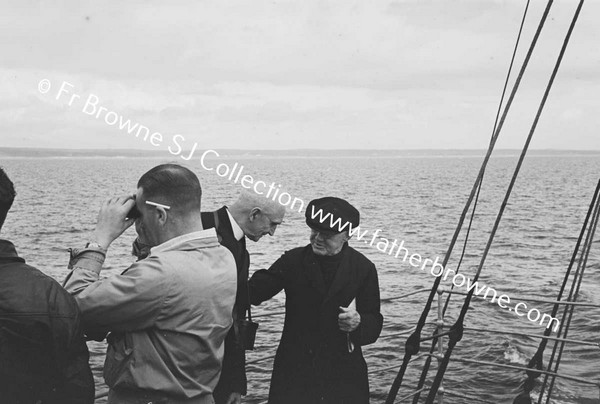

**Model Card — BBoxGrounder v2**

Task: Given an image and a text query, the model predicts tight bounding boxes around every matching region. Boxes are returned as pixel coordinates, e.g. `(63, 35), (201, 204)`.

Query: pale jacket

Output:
(64, 229), (237, 400)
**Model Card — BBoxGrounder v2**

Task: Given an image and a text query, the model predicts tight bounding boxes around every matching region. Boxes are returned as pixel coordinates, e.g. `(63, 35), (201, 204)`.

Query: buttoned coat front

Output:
(249, 244), (383, 404)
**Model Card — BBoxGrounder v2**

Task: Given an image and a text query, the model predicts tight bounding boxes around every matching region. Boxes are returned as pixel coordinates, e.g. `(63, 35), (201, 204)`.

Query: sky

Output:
(0, 0), (598, 151)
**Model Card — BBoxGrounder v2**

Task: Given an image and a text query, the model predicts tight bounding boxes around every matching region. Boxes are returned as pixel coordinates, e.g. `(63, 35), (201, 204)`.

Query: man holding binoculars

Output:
(64, 163), (237, 404)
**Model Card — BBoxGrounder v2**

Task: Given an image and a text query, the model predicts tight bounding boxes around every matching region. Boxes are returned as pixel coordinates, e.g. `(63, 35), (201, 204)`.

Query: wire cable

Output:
(385, 1), (552, 402)
(514, 178), (600, 404)
(410, 4), (533, 403)
(542, 179), (600, 403)
(425, 2), (585, 402)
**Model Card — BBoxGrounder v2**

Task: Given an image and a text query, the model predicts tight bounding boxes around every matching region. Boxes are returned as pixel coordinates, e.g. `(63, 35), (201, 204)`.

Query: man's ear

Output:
(345, 231), (352, 241)
(156, 207), (169, 225)
(249, 207), (261, 222)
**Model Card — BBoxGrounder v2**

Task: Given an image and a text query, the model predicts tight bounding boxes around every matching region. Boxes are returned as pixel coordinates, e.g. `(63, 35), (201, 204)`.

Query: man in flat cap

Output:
(249, 197), (383, 404)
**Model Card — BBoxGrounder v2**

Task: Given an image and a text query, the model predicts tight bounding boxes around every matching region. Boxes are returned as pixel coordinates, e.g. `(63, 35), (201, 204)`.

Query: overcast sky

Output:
(0, 0), (598, 150)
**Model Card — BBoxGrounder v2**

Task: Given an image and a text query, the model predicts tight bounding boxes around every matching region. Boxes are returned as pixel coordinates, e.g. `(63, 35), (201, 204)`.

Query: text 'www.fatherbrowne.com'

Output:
(37, 78), (560, 331)
(308, 204), (561, 332)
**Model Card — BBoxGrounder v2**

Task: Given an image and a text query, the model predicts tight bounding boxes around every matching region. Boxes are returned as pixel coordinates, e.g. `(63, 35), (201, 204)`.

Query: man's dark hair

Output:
(0, 167), (16, 229)
(137, 164), (201, 214)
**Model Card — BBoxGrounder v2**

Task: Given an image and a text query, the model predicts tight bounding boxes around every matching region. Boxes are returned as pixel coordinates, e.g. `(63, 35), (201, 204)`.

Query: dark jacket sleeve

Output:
(47, 283), (95, 404)
(216, 328), (247, 395)
(55, 317), (95, 404)
(248, 254), (287, 306)
(209, 208), (251, 398)
(216, 272), (250, 395)
(350, 262), (383, 346)
(218, 252), (287, 397)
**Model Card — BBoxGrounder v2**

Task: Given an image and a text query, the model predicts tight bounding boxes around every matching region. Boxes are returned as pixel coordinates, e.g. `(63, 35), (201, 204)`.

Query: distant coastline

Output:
(1, 147), (599, 159)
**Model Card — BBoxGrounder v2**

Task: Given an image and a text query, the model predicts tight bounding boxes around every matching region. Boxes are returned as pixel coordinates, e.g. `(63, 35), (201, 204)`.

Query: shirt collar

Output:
(150, 228), (219, 255)
(226, 208), (245, 241)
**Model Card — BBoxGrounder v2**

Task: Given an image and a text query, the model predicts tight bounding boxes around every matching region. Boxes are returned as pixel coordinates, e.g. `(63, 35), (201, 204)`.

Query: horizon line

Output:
(1, 146), (599, 152)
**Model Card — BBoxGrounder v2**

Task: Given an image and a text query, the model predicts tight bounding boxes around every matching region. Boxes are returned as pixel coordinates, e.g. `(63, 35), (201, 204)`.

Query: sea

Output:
(1, 150), (599, 404)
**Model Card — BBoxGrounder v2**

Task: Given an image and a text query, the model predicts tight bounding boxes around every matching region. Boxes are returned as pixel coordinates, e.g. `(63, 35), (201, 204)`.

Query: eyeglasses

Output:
(127, 200), (171, 219)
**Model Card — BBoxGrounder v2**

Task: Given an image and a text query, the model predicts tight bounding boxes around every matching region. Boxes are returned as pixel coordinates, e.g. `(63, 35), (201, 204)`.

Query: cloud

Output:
(0, 0), (598, 150)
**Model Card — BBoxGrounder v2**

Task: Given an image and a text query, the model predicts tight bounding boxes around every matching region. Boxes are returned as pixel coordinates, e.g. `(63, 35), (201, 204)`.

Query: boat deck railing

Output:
(94, 288), (600, 402)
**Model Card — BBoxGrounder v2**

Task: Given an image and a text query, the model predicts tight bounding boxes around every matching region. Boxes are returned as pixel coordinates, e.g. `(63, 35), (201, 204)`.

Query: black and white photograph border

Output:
(0, 1), (599, 404)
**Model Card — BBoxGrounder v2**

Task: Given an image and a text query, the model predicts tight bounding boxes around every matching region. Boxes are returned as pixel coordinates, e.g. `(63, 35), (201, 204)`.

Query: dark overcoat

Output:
(201, 206), (250, 400)
(0, 239), (94, 404)
(249, 244), (383, 404)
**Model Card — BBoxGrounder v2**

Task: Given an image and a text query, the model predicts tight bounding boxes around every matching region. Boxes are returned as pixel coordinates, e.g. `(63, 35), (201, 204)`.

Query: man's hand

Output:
(224, 392), (242, 404)
(338, 306), (361, 332)
(92, 196), (136, 249)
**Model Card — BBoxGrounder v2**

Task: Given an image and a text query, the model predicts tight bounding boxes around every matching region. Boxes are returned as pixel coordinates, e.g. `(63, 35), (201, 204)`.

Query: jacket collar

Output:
(150, 228), (221, 255)
(0, 239), (26, 264)
(303, 243), (353, 301)
(224, 207), (245, 241)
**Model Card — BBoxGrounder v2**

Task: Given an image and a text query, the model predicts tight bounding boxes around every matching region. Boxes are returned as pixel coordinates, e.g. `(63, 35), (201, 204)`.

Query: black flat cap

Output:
(305, 196), (360, 234)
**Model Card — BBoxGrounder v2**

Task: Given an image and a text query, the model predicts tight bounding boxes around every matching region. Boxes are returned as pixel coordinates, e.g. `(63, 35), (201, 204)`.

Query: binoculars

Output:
(127, 204), (141, 220)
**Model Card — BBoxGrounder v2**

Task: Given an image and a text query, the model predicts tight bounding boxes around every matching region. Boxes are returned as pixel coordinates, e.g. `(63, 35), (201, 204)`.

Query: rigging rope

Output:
(542, 180), (600, 403)
(410, 3), (532, 402)
(424, 1), (585, 402)
(514, 178), (600, 404)
(385, 1), (550, 401)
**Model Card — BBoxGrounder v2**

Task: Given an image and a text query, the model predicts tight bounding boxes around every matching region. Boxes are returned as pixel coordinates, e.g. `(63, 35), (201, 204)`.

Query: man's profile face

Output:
(245, 209), (284, 242)
(309, 228), (348, 256)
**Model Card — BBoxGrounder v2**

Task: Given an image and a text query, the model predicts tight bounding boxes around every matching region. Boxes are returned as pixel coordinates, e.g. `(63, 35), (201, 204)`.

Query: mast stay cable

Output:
(410, 2), (532, 402)
(385, 1), (551, 401)
(513, 178), (600, 404)
(542, 181), (600, 403)
(424, 2), (586, 402)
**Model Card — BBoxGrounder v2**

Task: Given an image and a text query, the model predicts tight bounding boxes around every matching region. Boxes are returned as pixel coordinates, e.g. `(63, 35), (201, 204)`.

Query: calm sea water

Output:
(1, 153), (599, 404)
